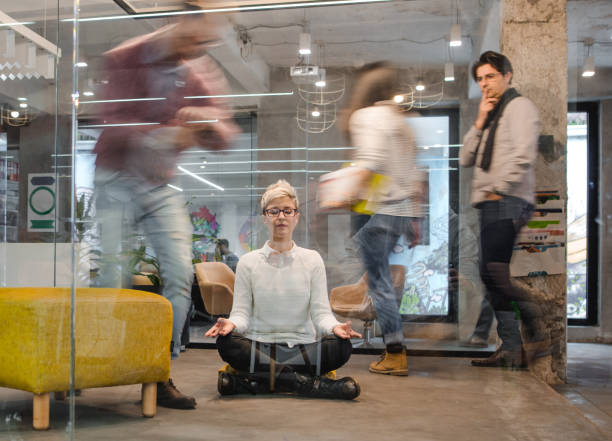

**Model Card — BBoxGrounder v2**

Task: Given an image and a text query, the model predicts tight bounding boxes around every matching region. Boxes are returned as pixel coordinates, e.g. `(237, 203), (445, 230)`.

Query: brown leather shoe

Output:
(157, 378), (196, 409)
(471, 348), (527, 369)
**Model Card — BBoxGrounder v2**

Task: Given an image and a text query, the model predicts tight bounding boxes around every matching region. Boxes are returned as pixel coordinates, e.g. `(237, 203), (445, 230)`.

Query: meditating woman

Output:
(205, 179), (361, 399)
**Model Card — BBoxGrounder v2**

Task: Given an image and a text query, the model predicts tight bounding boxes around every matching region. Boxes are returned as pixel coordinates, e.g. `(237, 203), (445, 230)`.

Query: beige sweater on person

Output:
(460, 96), (540, 206)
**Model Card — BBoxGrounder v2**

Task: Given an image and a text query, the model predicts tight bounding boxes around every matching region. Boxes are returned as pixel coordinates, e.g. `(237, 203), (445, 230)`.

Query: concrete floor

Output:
(553, 343), (612, 437)
(1, 345), (611, 441)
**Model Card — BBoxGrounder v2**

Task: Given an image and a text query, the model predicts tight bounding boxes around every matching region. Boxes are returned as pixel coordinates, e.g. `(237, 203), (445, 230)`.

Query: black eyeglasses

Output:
(263, 208), (299, 217)
(476, 72), (502, 83)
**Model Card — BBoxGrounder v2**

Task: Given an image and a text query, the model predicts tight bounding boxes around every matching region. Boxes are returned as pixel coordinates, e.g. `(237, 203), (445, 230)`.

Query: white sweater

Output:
(228, 241), (341, 346)
(350, 102), (425, 217)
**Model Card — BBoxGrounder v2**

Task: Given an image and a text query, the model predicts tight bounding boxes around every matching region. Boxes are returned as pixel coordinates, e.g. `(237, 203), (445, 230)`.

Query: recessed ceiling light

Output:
(415, 83), (425, 92)
(177, 166), (224, 191)
(17, 97), (27, 101)
(83, 91), (95, 96)
(311, 110), (321, 117)
(75, 62), (88, 67)
(167, 184), (183, 192)
(19, 103), (27, 108)
(393, 95), (404, 103)
(10, 111), (19, 118)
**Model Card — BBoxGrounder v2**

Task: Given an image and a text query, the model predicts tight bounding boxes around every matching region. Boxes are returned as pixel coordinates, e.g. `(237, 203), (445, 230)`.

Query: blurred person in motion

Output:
(460, 51), (548, 369)
(447, 208), (494, 349)
(339, 62), (426, 376)
(93, 1), (239, 408)
(463, 297), (494, 348)
(206, 180), (362, 399)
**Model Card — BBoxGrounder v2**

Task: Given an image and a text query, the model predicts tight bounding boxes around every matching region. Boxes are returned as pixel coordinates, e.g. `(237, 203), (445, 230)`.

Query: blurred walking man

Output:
(93, 2), (238, 408)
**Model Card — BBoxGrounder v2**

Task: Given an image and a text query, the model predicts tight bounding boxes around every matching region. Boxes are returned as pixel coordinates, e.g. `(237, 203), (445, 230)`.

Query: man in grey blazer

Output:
(460, 51), (549, 368)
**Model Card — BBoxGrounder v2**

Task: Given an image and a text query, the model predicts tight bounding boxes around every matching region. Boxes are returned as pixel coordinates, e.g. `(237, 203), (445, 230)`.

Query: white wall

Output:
(0, 243), (90, 287)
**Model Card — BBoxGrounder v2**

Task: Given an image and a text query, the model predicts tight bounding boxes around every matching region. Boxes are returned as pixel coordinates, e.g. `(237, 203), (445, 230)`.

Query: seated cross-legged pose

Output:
(205, 179), (362, 399)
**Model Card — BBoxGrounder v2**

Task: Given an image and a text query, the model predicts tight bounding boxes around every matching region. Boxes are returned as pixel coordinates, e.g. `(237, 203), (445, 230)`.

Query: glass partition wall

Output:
(1, 1), (499, 434)
(0, 0), (73, 436)
(3, 0), (611, 438)
(72, 0), (486, 350)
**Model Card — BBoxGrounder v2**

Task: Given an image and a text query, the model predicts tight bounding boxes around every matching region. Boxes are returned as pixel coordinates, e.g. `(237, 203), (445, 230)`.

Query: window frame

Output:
(567, 101), (599, 327)
(400, 107), (460, 324)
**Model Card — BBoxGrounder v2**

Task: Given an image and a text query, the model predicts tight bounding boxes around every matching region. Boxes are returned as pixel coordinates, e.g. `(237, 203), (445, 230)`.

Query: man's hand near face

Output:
(474, 90), (499, 130)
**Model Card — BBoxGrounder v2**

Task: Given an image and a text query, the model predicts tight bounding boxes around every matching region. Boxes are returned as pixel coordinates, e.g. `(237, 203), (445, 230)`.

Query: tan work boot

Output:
(369, 349), (408, 376)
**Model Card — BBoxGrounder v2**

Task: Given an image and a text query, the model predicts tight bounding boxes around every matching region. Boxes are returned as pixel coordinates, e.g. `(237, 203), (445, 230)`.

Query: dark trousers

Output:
(477, 197), (544, 351)
(217, 332), (352, 375)
(478, 197), (533, 311)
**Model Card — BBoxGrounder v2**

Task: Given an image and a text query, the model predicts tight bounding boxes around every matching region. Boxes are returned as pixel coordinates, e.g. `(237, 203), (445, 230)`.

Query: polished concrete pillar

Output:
(501, 0), (568, 383)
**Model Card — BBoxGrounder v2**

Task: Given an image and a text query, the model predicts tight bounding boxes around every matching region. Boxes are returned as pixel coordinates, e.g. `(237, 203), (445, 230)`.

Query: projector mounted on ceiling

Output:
(290, 65), (319, 84)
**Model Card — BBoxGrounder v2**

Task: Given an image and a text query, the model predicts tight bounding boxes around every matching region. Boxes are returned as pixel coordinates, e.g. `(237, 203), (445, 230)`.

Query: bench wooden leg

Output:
(141, 383), (157, 418)
(33, 393), (49, 430)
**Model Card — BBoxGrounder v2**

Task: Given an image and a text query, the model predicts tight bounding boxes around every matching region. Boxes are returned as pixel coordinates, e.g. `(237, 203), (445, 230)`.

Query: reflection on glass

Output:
(393, 115), (450, 316)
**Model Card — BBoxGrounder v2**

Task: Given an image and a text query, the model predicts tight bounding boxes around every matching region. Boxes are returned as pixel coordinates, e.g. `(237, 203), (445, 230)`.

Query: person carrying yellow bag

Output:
(337, 62), (426, 376)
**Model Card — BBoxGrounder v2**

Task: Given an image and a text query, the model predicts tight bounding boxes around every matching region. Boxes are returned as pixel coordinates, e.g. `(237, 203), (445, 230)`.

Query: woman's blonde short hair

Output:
(260, 179), (299, 213)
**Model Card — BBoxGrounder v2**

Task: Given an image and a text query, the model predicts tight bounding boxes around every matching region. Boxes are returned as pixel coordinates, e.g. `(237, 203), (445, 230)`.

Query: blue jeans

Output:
(94, 167), (193, 359)
(356, 214), (416, 346)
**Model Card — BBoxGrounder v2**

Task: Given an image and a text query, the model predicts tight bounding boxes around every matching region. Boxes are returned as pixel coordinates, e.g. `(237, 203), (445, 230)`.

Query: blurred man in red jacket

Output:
(93, 1), (239, 409)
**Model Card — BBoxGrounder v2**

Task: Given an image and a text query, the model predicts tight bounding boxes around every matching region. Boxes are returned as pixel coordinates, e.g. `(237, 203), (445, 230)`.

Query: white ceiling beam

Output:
(0, 9), (61, 58)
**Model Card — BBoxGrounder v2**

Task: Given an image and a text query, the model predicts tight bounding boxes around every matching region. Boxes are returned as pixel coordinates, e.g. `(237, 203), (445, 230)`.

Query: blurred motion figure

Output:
(93, 1), (239, 408)
(340, 62), (426, 376)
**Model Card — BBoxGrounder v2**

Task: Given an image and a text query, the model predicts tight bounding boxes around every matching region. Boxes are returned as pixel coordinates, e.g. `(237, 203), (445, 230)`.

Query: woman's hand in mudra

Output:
(205, 317), (236, 337)
(333, 321), (362, 339)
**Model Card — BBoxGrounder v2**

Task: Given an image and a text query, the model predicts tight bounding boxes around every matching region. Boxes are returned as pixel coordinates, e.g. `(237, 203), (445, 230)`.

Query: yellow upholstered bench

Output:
(0, 288), (172, 430)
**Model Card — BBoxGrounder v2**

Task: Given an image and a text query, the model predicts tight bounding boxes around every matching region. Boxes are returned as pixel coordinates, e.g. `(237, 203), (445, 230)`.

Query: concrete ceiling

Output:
(0, 0), (610, 110)
(2, 0), (611, 68)
(567, 0), (612, 68)
(1, 0), (610, 205)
